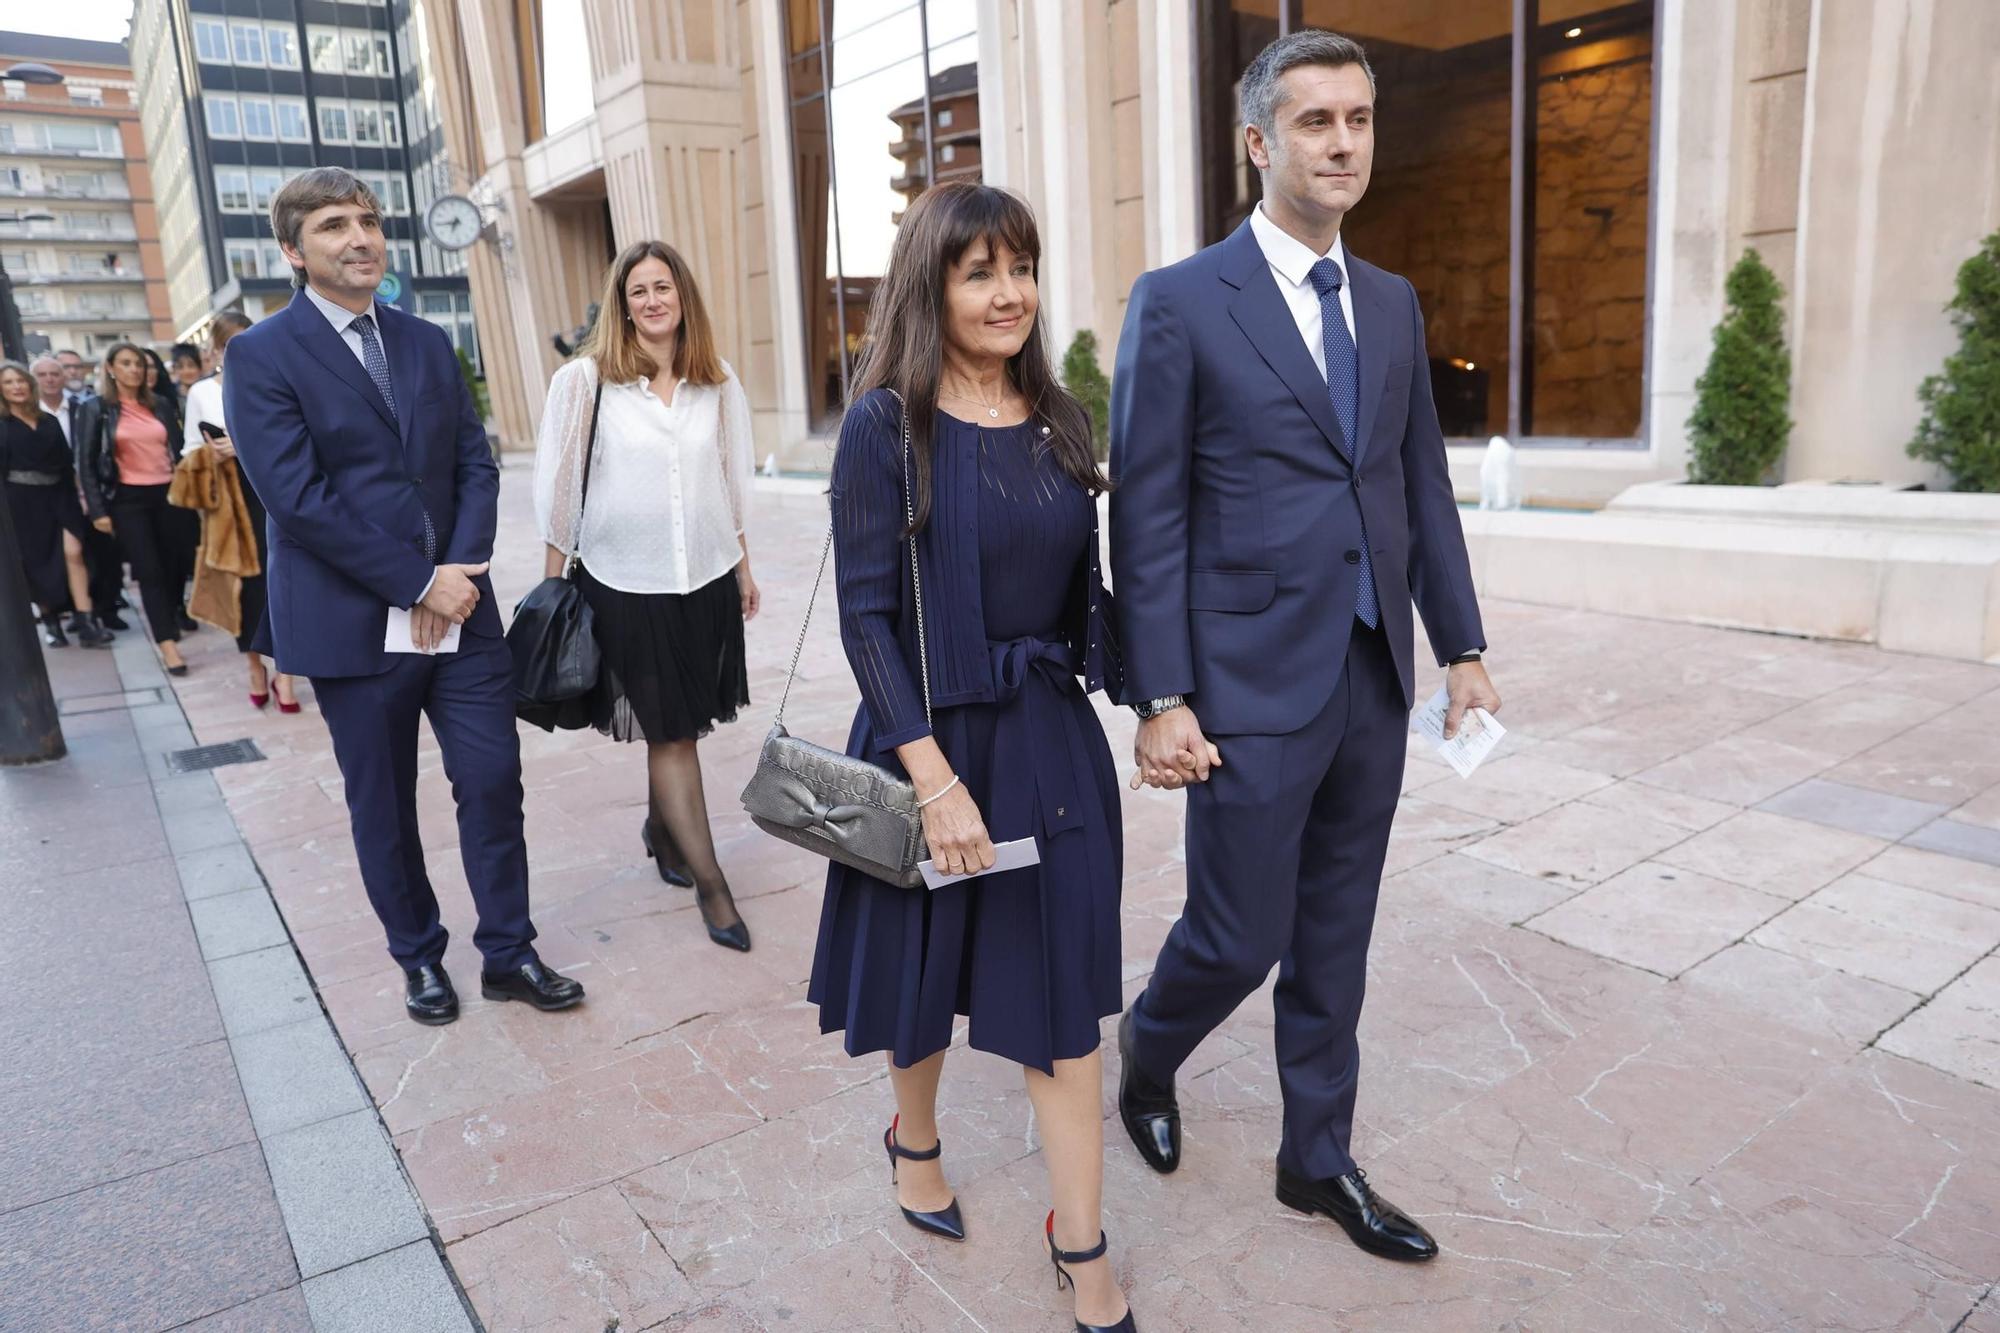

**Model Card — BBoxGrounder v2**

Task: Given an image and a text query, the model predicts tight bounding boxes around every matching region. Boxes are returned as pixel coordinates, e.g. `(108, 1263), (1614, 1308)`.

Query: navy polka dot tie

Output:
(1307, 257), (1380, 630)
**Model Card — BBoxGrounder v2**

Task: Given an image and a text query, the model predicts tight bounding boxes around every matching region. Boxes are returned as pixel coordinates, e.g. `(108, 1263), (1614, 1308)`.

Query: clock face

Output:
(425, 195), (482, 251)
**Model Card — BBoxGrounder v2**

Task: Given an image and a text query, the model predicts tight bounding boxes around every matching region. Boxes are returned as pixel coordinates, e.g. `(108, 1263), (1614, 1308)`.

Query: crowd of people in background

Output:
(1, 323), (301, 713)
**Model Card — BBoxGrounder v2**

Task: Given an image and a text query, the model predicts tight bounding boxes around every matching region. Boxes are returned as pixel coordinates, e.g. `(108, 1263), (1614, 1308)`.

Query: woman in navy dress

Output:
(808, 183), (1137, 1333)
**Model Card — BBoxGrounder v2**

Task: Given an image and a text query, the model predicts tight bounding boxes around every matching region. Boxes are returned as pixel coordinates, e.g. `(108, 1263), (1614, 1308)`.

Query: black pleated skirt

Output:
(575, 564), (749, 744)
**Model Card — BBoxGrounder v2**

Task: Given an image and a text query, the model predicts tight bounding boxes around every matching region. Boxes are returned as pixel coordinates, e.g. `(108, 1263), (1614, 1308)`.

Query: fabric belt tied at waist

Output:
(987, 635), (1087, 838)
(5, 470), (64, 486)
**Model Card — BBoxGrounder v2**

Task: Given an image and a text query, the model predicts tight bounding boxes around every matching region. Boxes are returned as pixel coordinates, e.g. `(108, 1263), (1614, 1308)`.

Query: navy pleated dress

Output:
(808, 390), (1124, 1075)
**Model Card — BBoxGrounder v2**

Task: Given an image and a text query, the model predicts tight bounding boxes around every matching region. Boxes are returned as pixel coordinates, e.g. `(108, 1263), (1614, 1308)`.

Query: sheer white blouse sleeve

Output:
(532, 356), (598, 557)
(718, 362), (754, 542)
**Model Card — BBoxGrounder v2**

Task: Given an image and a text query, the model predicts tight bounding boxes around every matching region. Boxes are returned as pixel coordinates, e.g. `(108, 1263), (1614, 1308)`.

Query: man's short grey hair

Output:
(29, 353), (63, 373)
(1240, 29), (1377, 137)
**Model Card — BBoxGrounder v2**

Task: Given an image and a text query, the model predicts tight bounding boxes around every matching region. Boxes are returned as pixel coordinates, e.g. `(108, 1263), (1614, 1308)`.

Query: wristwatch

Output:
(1448, 650), (1485, 666)
(1133, 694), (1187, 720)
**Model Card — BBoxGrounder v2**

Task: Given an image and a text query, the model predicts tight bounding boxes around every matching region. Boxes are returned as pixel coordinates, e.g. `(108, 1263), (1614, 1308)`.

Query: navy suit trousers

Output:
(312, 631), (537, 971)
(1129, 619), (1406, 1180)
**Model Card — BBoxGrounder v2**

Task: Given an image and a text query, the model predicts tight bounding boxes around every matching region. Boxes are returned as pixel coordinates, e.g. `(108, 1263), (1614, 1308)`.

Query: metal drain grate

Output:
(163, 739), (267, 774)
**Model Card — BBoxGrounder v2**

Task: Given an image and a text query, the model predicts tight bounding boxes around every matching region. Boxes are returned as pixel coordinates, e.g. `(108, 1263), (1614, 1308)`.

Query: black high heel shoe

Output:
(1046, 1211), (1137, 1333)
(640, 817), (696, 888)
(884, 1116), (965, 1241)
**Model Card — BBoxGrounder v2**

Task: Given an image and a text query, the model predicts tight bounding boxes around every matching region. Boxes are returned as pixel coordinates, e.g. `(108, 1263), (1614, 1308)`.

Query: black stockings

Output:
(647, 740), (741, 931)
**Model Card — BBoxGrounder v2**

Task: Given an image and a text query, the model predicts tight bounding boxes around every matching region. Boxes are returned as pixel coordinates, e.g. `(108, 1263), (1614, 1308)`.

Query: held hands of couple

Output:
(412, 561), (488, 652)
(1130, 709), (1223, 791)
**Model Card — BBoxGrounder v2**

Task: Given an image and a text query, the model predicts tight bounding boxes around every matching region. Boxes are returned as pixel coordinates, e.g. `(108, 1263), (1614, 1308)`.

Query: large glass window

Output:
(1197, 1), (1654, 441)
(783, 0), (982, 429)
(266, 25), (300, 69)
(275, 98), (311, 143)
(204, 94), (240, 139)
(240, 96), (276, 141)
(308, 26), (341, 73)
(230, 22), (267, 66)
(194, 19), (231, 64)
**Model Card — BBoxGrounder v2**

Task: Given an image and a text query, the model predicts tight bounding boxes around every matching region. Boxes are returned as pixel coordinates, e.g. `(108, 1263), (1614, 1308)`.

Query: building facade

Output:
(0, 31), (174, 361)
(129, 0), (475, 357)
(424, 0), (2000, 502)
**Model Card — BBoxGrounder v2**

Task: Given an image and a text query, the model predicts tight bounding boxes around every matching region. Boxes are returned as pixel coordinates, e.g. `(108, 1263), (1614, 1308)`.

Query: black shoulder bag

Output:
(508, 376), (605, 732)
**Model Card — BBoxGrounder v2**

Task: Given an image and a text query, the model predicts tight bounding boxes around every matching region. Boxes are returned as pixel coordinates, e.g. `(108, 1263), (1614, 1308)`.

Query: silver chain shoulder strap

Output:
(775, 390), (932, 728)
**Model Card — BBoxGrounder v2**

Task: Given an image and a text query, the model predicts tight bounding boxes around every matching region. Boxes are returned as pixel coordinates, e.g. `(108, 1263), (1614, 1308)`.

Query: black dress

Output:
(809, 415), (1124, 1075)
(2, 413), (87, 613)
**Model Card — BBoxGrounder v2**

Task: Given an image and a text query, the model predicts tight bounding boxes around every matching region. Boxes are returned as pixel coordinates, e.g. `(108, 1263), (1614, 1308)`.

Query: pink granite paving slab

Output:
(1852, 842), (2000, 912)
(1677, 941), (1920, 1050)
(1461, 801), (1690, 890)
(446, 1182), (696, 1332)
(1750, 873), (2000, 994)
(1705, 1049), (2000, 1275)
(1384, 851), (1579, 925)
(1509, 1193), (1987, 1333)
(399, 1040), (764, 1243)
(1631, 733), (1842, 808)
(1653, 809), (1886, 900)
(1878, 954), (2000, 1090)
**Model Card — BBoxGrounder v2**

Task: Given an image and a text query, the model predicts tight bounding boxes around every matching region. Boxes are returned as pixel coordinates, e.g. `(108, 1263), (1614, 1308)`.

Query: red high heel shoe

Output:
(277, 697), (302, 714)
(250, 691), (270, 709)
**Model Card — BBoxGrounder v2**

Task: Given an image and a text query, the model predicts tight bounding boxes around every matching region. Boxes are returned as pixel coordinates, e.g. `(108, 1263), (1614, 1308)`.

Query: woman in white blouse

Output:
(183, 310), (299, 713)
(534, 240), (760, 952)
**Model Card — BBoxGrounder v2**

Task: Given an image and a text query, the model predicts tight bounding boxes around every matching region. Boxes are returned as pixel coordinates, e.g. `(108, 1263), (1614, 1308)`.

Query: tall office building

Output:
(130, 0), (475, 360)
(0, 31), (174, 361)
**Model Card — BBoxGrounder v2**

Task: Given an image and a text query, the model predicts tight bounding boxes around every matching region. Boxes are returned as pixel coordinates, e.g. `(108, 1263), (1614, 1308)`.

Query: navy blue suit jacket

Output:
(1110, 219), (1483, 736)
(223, 288), (502, 678)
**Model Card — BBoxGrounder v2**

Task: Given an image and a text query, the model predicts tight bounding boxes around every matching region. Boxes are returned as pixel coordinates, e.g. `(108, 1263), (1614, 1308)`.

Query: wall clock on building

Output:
(424, 194), (483, 251)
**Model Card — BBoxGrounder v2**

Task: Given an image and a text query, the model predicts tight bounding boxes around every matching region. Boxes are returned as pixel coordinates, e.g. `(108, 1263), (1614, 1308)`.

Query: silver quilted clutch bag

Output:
(740, 392), (932, 890)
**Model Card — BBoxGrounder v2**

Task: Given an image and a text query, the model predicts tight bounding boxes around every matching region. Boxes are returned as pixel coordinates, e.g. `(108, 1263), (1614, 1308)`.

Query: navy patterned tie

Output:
(1307, 257), (1380, 630)
(352, 311), (435, 561)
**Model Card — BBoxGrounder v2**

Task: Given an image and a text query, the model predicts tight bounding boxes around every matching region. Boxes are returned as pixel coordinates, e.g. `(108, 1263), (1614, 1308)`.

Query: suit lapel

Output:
(1350, 259), (1393, 461)
(285, 289), (398, 435)
(1220, 225), (1351, 463)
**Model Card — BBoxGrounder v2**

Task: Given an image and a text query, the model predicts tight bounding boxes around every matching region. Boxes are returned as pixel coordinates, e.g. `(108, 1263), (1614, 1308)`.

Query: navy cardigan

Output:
(830, 388), (1122, 750)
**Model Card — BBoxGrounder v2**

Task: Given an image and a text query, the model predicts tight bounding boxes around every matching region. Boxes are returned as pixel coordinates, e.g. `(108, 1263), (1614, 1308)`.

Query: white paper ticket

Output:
(1411, 686), (1505, 778)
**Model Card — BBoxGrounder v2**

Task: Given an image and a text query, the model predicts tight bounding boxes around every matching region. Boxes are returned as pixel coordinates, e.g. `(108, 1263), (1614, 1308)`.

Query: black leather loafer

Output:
(1276, 1166), (1438, 1261)
(480, 960), (585, 1011)
(1117, 1006), (1180, 1174)
(404, 964), (459, 1025)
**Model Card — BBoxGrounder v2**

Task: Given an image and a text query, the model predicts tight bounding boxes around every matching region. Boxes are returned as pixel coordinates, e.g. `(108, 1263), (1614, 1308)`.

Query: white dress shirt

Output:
(1250, 201), (1357, 380)
(303, 283), (390, 379)
(39, 397), (71, 447)
(533, 354), (753, 596)
(183, 374), (226, 450)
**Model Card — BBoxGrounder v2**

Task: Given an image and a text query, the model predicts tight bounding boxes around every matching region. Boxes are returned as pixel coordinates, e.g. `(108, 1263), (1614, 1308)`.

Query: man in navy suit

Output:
(225, 168), (582, 1025)
(1110, 31), (1500, 1261)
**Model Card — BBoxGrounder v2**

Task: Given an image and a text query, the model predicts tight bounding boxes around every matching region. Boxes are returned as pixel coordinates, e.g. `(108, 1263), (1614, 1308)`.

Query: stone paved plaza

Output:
(140, 466), (2000, 1331)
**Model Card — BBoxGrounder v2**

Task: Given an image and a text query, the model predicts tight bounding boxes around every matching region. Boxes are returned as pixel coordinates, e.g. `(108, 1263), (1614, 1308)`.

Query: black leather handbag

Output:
(509, 378), (604, 732)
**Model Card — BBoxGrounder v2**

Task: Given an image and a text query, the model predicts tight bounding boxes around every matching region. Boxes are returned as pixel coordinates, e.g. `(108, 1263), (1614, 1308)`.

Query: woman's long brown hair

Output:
(0, 362), (42, 426)
(580, 240), (725, 387)
(846, 182), (1108, 535)
(99, 342), (150, 403)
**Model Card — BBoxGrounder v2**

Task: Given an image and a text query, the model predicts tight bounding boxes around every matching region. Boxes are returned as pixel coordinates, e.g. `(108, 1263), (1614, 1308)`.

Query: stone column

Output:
(1787, 0), (2000, 485)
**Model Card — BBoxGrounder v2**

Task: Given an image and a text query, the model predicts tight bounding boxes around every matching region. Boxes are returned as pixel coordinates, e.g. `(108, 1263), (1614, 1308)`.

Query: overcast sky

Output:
(8, 5), (133, 45)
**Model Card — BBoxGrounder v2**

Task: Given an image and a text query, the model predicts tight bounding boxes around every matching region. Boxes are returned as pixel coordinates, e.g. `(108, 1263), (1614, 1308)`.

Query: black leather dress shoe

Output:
(1117, 1006), (1180, 1174)
(404, 964), (459, 1025)
(480, 960), (585, 1011)
(1276, 1166), (1438, 1261)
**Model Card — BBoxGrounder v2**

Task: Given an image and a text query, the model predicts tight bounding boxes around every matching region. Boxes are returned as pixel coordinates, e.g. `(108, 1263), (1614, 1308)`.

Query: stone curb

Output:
(114, 634), (481, 1332)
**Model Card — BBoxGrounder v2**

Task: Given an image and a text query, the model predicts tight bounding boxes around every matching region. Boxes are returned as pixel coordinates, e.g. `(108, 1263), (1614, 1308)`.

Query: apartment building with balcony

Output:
(129, 0), (474, 358)
(0, 31), (174, 360)
(888, 61), (980, 213)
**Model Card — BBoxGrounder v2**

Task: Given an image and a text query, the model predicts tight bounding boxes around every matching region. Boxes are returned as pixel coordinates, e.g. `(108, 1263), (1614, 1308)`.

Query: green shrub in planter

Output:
(457, 347), (491, 423)
(1687, 249), (1792, 485)
(1909, 230), (2000, 492)
(1061, 329), (1111, 463)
